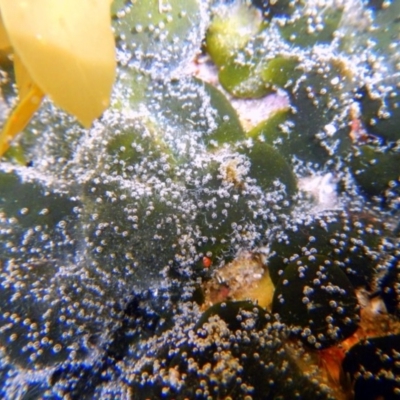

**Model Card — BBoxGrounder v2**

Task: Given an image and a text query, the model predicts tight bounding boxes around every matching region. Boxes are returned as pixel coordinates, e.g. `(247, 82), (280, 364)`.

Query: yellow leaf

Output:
(14, 53), (34, 99)
(0, 83), (44, 156)
(0, 0), (116, 128)
(0, 12), (10, 51)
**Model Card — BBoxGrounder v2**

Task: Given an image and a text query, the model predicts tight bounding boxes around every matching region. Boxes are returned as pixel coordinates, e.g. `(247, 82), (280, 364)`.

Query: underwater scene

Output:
(0, 0), (399, 399)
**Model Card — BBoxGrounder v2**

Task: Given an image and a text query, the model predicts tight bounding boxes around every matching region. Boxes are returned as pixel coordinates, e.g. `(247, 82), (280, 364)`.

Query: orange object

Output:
(202, 256), (212, 268)
(0, 83), (44, 155)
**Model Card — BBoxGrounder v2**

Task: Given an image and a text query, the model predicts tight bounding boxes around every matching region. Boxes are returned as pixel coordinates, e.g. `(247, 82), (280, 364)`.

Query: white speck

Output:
(330, 77), (340, 85)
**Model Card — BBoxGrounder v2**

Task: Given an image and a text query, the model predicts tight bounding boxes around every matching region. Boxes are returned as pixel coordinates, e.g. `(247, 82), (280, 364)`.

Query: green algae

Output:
(0, 0), (399, 398)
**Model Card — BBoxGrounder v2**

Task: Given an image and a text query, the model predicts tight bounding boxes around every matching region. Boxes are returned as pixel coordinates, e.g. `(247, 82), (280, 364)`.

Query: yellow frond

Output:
(0, 12), (10, 50)
(0, 0), (116, 128)
(0, 83), (44, 156)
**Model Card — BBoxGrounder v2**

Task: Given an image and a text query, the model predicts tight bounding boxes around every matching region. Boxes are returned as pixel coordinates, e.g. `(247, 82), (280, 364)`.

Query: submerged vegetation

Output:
(0, 0), (399, 399)
(0, 0), (116, 155)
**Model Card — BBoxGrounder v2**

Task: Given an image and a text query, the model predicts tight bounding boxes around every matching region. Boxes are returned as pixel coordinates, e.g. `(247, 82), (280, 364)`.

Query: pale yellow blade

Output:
(0, 0), (116, 128)
(0, 83), (44, 157)
(0, 12), (10, 50)
(14, 53), (34, 100)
